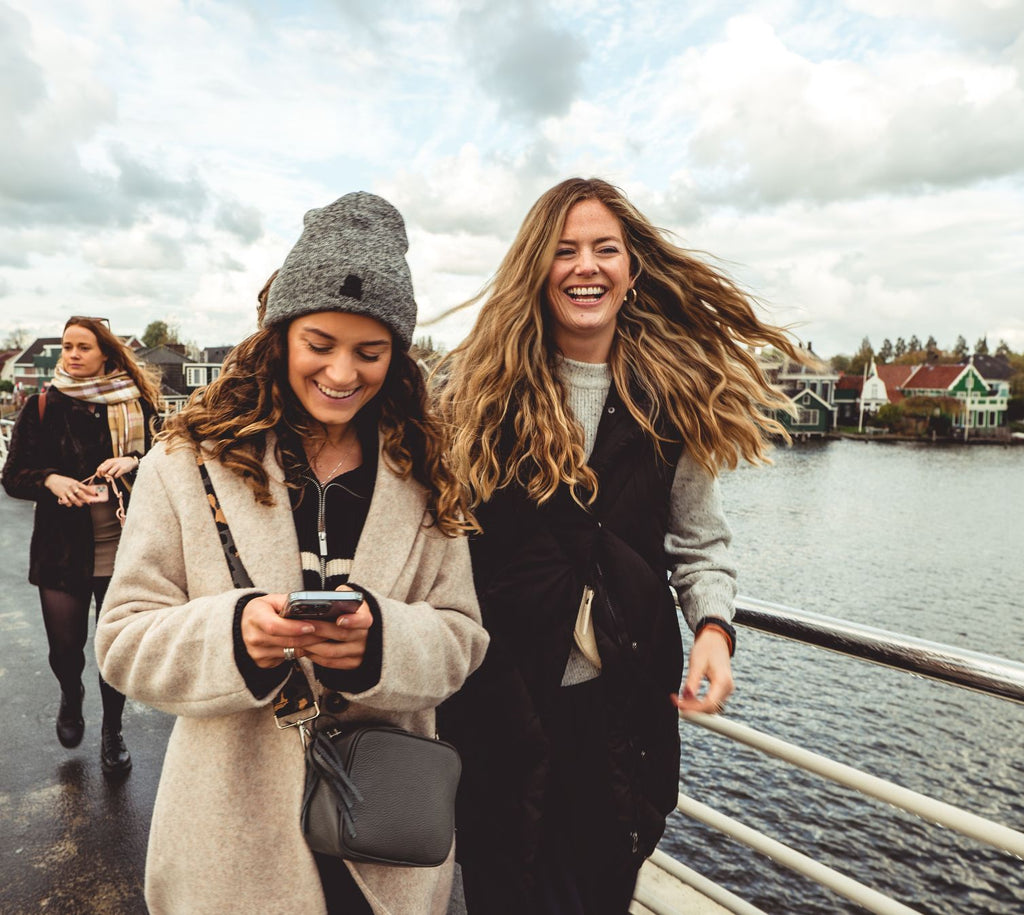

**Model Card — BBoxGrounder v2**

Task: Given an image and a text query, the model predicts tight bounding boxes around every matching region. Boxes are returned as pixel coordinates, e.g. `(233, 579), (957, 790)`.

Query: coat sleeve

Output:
(344, 532), (489, 713)
(664, 451), (738, 631)
(1, 396), (62, 501)
(95, 448), (268, 719)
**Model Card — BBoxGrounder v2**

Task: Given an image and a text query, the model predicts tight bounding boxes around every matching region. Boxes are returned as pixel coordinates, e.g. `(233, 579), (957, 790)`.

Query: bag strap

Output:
(196, 455), (255, 589)
(195, 453), (319, 732)
(37, 390), (46, 421)
(81, 472), (127, 527)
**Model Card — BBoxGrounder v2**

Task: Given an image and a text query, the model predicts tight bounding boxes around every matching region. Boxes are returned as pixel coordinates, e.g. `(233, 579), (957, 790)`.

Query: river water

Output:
(664, 439), (1024, 915)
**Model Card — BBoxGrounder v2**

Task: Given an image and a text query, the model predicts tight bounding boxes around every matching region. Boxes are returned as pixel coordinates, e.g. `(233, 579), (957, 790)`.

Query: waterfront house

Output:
(761, 343), (839, 436)
(959, 354), (1014, 400)
(9, 337), (62, 398)
(833, 375), (863, 425)
(834, 361), (891, 427)
(136, 343), (192, 413)
(0, 348), (21, 386)
(182, 346), (232, 395)
(836, 360), (1007, 437)
(874, 364), (916, 403)
(776, 387), (834, 438)
(900, 360), (1006, 435)
(136, 343), (234, 416)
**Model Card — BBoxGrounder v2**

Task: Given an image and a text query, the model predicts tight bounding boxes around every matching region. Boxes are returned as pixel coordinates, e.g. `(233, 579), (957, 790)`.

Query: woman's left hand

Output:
(302, 599), (374, 670)
(96, 455), (139, 479)
(672, 627), (734, 714)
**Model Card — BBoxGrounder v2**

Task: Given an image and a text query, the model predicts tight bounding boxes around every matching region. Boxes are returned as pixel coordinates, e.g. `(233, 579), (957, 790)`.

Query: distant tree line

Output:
(830, 335), (1023, 390)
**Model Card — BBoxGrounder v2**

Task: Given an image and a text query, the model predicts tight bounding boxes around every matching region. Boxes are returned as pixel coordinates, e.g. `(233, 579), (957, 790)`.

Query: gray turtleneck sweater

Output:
(556, 356), (737, 687)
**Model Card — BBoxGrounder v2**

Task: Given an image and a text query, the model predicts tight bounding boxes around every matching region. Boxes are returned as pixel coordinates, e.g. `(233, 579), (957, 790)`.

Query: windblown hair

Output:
(159, 323), (474, 536)
(433, 177), (803, 508)
(62, 316), (164, 412)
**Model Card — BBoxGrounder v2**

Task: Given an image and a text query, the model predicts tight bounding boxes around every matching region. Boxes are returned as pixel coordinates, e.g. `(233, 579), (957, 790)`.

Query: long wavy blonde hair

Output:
(160, 322), (475, 536)
(434, 177), (802, 507)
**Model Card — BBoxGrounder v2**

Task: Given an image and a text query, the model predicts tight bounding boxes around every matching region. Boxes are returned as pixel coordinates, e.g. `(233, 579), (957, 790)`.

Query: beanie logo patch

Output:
(338, 274), (363, 301)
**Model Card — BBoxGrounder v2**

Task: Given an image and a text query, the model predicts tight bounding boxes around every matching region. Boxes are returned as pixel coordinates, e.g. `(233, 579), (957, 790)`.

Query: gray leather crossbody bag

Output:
(198, 455), (461, 868)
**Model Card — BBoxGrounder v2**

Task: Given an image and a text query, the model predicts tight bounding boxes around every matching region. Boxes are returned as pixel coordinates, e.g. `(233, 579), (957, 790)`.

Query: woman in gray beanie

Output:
(96, 193), (488, 915)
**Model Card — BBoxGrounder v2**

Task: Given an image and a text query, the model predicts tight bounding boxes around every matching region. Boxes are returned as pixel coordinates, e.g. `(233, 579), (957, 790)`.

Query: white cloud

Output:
(647, 15), (1024, 206)
(0, 0), (1022, 361)
(457, 2), (587, 119)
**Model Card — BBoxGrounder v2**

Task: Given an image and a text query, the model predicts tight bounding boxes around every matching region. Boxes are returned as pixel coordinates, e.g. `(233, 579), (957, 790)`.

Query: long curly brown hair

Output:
(160, 322), (475, 536)
(434, 177), (804, 507)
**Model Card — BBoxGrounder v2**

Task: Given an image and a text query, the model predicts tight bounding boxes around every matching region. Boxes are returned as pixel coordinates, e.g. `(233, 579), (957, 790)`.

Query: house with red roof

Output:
(832, 358), (1006, 436)
(875, 364), (917, 403)
(899, 360), (1006, 435)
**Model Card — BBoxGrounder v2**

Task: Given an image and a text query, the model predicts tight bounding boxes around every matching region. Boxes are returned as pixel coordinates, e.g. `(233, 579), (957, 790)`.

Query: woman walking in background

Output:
(2, 316), (161, 776)
(436, 177), (802, 913)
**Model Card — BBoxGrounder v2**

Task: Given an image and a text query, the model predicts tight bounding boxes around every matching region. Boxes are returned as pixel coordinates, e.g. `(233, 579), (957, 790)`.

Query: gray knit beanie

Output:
(263, 192), (417, 349)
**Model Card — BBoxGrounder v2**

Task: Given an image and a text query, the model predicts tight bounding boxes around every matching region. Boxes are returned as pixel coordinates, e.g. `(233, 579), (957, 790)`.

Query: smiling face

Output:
(61, 324), (107, 378)
(544, 198), (634, 363)
(286, 311), (393, 440)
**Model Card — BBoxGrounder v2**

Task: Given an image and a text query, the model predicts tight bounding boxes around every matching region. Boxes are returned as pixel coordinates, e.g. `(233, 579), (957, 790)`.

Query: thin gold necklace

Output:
(312, 428), (357, 483)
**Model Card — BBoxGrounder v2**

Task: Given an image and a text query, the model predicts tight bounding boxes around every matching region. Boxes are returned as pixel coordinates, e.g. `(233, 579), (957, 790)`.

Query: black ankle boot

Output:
(100, 725), (132, 777)
(56, 683), (85, 748)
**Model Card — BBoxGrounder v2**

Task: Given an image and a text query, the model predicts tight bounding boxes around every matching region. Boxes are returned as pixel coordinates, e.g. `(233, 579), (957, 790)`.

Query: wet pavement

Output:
(0, 491), (173, 914)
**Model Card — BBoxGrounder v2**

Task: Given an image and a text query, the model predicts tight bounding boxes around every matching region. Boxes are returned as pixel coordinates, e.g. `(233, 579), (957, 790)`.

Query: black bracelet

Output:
(694, 617), (737, 657)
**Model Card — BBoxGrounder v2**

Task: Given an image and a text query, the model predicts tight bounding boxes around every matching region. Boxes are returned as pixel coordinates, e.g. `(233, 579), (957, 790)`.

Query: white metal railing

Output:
(639, 850), (769, 915)
(0, 418), (13, 462)
(654, 598), (1024, 915)
(735, 597), (1024, 704)
(683, 712), (1024, 859)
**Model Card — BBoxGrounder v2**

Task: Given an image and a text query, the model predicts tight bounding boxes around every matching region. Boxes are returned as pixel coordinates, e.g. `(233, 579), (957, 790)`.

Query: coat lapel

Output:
(201, 440), (303, 593)
(349, 447), (428, 598)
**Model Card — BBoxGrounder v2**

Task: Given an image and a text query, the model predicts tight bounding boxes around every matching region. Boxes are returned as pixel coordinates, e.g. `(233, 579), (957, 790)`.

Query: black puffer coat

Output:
(438, 385), (685, 909)
(1, 388), (156, 592)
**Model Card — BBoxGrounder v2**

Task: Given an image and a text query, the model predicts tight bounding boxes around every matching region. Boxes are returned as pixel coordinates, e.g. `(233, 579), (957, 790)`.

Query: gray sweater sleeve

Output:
(665, 452), (737, 632)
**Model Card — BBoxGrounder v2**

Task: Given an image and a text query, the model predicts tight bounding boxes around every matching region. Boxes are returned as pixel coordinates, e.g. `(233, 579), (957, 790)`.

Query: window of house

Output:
(797, 409), (820, 425)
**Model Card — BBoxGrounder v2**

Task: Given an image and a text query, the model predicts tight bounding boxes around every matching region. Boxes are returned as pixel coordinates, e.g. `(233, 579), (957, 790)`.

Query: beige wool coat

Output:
(96, 437), (488, 915)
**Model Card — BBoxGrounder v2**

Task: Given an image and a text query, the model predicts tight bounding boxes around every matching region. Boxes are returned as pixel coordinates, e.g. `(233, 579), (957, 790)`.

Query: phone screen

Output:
(282, 590), (364, 620)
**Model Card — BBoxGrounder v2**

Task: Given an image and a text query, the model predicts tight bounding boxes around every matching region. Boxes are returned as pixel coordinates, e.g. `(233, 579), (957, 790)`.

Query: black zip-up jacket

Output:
(438, 385), (685, 909)
(2, 388), (156, 592)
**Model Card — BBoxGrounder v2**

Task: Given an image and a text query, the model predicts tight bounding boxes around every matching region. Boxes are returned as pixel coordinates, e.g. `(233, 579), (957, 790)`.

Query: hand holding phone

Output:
(281, 590), (364, 621)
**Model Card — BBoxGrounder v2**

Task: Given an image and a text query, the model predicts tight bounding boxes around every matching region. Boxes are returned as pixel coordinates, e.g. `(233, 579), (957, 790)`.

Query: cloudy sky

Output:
(2, 0), (1022, 359)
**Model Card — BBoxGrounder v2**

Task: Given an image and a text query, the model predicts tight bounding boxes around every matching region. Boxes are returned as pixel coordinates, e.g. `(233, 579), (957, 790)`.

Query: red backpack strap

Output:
(37, 390), (46, 421)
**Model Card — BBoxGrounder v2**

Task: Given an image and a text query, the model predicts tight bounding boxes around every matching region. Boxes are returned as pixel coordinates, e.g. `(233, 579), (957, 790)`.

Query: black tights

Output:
(39, 578), (125, 731)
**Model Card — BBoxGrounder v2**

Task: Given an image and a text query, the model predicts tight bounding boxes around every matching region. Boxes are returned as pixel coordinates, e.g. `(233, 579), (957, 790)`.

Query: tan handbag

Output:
(572, 585), (601, 669)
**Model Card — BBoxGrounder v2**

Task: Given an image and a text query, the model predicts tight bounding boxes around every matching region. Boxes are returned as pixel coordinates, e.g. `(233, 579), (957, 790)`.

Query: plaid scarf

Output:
(51, 366), (147, 457)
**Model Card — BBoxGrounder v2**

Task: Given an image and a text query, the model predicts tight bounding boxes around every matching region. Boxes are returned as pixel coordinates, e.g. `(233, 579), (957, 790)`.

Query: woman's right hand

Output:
(44, 473), (99, 507)
(240, 594), (319, 669)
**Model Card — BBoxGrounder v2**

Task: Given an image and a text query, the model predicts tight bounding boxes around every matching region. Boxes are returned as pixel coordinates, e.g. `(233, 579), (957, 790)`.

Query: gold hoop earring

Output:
(625, 287), (638, 306)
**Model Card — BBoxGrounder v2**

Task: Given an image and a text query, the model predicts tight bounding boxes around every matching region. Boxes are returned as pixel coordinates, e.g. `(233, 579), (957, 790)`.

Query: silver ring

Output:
(283, 646), (296, 662)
